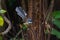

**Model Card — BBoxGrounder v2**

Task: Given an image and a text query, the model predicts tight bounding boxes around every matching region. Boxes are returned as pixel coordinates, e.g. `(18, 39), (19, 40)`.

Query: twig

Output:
(45, 0), (54, 22)
(21, 31), (25, 40)
(0, 0), (12, 35)
(0, 14), (12, 35)
(45, 0), (54, 40)
(13, 30), (22, 40)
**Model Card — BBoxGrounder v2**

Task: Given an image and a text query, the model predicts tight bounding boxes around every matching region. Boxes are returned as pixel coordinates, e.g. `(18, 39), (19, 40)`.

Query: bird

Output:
(15, 6), (32, 24)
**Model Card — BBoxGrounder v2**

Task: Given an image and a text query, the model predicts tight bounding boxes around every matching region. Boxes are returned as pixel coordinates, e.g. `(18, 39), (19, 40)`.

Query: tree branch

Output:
(45, 0), (54, 22)
(0, 14), (12, 35)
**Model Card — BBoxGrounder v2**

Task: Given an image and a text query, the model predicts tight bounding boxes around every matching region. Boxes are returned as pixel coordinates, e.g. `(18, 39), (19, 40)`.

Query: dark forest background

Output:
(0, 0), (60, 40)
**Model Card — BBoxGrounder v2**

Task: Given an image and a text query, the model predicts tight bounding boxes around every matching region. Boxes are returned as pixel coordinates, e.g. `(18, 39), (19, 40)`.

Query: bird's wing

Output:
(15, 7), (27, 20)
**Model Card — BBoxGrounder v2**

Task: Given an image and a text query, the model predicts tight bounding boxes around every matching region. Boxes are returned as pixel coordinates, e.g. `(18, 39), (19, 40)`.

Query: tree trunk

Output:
(1, 0), (54, 40)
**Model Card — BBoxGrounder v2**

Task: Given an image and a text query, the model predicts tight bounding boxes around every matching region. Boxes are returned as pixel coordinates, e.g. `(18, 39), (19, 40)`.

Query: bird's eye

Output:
(26, 18), (32, 24)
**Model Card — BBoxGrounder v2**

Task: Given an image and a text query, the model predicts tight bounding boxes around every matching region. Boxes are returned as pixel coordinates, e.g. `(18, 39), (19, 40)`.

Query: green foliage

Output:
(52, 11), (60, 19)
(22, 24), (27, 31)
(0, 16), (4, 27)
(52, 11), (60, 28)
(51, 28), (60, 39)
(52, 19), (60, 28)
(0, 36), (3, 40)
(51, 10), (60, 39)
(45, 10), (60, 39)
(0, 9), (6, 14)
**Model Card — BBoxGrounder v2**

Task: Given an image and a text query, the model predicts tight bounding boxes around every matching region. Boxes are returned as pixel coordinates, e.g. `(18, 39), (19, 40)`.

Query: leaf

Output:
(52, 19), (60, 28)
(0, 36), (3, 40)
(22, 24), (27, 31)
(52, 11), (60, 28)
(0, 9), (6, 14)
(45, 28), (60, 39)
(52, 11), (60, 19)
(0, 16), (4, 27)
(51, 11), (60, 39)
(51, 28), (60, 38)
